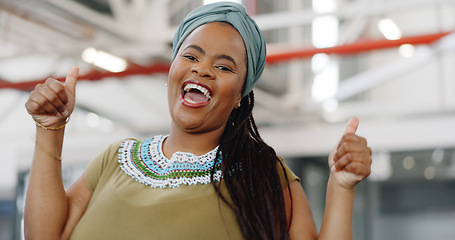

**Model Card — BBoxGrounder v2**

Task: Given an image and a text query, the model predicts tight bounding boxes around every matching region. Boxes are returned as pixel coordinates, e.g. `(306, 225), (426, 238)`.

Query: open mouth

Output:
(180, 81), (212, 108)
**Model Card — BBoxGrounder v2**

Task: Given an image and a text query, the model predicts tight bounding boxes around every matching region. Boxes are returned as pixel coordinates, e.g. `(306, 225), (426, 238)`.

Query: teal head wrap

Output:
(172, 1), (266, 98)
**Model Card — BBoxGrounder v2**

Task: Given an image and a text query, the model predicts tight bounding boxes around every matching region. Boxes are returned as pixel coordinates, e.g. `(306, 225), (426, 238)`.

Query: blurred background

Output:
(1, 0), (455, 239)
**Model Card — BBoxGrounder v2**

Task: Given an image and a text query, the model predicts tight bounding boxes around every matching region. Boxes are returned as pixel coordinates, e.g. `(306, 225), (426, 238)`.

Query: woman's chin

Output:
(171, 110), (204, 131)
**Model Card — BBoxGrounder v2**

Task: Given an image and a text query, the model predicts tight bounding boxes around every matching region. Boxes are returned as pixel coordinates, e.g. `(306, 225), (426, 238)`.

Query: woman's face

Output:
(168, 22), (247, 134)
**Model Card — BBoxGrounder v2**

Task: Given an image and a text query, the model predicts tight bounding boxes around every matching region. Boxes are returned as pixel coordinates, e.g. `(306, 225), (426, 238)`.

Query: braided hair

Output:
(211, 91), (293, 240)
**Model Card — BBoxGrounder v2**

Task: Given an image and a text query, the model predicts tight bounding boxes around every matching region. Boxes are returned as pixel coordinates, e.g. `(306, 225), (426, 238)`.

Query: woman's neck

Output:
(163, 124), (224, 158)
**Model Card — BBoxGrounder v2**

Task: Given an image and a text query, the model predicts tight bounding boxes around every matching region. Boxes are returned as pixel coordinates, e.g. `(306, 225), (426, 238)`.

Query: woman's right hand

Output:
(25, 67), (79, 129)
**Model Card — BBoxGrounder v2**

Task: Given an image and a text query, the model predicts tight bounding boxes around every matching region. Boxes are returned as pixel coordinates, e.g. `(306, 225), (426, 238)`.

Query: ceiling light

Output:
(81, 47), (127, 73)
(398, 44), (415, 58)
(85, 112), (115, 133)
(432, 148), (445, 164)
(312, 0), (337, 14)
(378, 18), (402, 40)
(369, 152), (393, 181)
(312, 61), (339, 102)
(402, 156), (415, 170)
(312, 16), (339, 48)
(85, 112), (100, 128)
(312, 53), (330, 73)
(322, 98), (338, 112)
(424, 166), (436, 180)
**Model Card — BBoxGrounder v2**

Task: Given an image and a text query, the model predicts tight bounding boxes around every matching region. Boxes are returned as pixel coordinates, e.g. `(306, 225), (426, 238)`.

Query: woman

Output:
(24, 2), (372, 240)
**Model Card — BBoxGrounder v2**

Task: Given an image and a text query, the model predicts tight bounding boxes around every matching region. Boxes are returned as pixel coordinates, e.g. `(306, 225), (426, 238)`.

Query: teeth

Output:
(184, 83), (211, 100)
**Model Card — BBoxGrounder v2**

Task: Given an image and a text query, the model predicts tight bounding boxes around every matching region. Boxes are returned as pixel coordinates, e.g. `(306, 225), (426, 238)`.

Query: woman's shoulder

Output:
(88, 137), (143, 171)
(111, 138), (136, 150)
(275, 156), (300, 185)
(84, 138), (138, 193)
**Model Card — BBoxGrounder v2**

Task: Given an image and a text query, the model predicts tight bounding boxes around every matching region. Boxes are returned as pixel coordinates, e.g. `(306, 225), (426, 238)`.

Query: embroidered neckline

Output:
(118, 135), (222, 188)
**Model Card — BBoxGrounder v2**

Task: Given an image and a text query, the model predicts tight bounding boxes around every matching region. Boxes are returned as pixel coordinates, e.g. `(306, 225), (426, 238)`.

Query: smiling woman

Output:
(23, 2), (372, 240)
(168, 22), (246, 135)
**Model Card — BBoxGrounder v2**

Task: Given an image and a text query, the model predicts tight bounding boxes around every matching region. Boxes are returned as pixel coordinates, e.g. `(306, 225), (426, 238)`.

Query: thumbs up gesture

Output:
(328, 117), (372, 189)
(25, 67), (79, 129)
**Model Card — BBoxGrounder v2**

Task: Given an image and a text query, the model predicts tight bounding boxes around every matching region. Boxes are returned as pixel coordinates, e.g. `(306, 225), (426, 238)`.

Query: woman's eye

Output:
(216, 66), (233, 72)
(183, 55), (197, 61)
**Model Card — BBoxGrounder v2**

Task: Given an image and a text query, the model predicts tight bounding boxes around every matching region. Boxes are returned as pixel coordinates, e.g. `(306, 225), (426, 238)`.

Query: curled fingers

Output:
(343, 161), (372, 179)
(26, 79), (68, 116)
(333, 133), (372, 173)
(333, 151), (372, 171)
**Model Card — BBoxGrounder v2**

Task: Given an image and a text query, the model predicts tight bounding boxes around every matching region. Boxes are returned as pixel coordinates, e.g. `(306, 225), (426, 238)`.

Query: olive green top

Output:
(70, 139), (299, 240)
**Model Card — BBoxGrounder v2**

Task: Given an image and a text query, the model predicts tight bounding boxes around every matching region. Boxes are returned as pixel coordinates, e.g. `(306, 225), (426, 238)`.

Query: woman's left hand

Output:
(328, 117), (372, 189)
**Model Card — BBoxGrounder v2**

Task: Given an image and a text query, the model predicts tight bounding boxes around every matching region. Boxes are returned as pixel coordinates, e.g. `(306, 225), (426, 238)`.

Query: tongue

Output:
(184, 90), (208, 103)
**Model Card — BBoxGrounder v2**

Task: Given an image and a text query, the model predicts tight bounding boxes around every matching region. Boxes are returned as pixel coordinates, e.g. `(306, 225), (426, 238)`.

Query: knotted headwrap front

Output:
(172, 2), (266, 97)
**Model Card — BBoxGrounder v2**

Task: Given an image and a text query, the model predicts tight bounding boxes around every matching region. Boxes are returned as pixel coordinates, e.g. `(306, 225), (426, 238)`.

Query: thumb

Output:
(65, 66), (79, 96)
(343, 117), (359, 134)
(332, 117), (360, 164)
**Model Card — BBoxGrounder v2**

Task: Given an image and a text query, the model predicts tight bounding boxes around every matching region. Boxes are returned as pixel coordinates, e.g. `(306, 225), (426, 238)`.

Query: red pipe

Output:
(266, 32), (451, 64)
(1, 32), (450, 91)
(0, 63), (170, 91)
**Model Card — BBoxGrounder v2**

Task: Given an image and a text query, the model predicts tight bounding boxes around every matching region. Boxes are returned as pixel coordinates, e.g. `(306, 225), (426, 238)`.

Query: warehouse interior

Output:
(1, 0), (455, 239)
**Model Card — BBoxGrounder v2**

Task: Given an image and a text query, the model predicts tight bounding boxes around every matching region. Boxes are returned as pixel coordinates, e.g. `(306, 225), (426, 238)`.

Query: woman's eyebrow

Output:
(185, 44), (205, 54)
(184, 44), (237, 67)
(216, 54), (237, 68)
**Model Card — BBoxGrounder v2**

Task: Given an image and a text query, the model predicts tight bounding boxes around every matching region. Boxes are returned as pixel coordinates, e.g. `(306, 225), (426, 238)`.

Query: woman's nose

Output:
(192, 62), (215, 79)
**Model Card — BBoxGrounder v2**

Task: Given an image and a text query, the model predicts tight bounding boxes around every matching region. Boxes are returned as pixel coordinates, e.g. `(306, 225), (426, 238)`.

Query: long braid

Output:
(211, 91), (292, 240)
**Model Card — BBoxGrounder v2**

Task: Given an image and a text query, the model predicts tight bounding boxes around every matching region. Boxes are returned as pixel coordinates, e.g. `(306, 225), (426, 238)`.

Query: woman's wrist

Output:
(34, 117), (70, 131)
(327, 175), (357, 193)
(34, 120), (66, 162)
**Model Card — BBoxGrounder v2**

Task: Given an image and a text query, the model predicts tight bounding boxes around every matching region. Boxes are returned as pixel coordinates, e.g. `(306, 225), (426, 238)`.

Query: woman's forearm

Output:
(317, 117), (372, 240)
(318, 176), (355, 240)
(24, 127), (68, 239)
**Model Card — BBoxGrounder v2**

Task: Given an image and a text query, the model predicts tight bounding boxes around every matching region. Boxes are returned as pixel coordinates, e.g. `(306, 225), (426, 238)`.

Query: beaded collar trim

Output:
(118, 135), (222, 188)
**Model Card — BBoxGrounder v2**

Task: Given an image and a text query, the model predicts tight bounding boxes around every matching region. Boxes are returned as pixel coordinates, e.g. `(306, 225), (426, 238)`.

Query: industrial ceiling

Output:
(1, 0), (455, 197)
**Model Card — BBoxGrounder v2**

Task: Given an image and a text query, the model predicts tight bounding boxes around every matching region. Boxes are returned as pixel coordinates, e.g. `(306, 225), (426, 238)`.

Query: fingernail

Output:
(331, 165), (336, 173)
(72, 66), (80, 75)
(62, 110), (69, 117)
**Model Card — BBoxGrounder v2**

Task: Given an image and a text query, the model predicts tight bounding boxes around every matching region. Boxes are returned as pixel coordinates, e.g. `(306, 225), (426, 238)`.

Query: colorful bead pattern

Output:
(118, 135), (222, 188)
